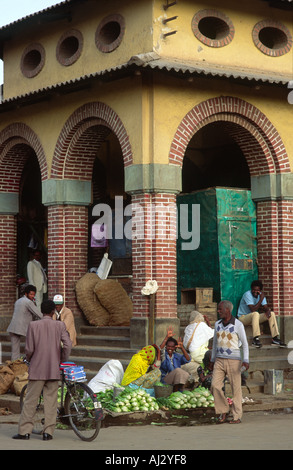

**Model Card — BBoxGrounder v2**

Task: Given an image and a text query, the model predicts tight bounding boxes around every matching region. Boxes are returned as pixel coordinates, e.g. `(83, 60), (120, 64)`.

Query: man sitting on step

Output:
(237, 280), (286, 349)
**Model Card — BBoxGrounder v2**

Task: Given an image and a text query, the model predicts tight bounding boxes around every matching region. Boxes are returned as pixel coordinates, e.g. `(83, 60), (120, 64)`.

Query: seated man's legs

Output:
(239, 312), (260, 337)
(259, 311), (279, 338)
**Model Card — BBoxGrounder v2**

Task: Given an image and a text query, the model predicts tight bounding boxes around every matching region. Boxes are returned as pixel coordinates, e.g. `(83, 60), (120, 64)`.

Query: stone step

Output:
(77, 334), (131, 348)
(79, 326), (130, 338)
(71, 344), (136, 360)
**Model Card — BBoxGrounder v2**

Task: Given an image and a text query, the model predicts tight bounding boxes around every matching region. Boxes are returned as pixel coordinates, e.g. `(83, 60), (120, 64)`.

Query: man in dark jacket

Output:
(13, 299), (72, 441)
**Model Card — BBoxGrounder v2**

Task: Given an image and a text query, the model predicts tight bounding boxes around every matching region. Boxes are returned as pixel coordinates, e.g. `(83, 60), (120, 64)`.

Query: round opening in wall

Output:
(96, 14), (125, 52)
(21, 44), (45, 78)
(192, 10), (234, 47)
(252, 20), (292, 56)
(198, 17), (230, 40)
(56, 30), (83, 66)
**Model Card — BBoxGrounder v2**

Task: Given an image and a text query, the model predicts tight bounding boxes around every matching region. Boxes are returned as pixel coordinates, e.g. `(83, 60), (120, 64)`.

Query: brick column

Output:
(0, 214), (17, 321)
(253, 175), (293, 343)
(130, 191), (179, 347)
(43, 179), (91, 330)
(47, 204), (88, 323)
(256, 200), (280, 313)
(0, 193), (18, 328)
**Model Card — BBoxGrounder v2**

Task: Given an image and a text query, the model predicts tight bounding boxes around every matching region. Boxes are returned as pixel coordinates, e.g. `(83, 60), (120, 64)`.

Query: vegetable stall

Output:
(94, 385), (216, 427)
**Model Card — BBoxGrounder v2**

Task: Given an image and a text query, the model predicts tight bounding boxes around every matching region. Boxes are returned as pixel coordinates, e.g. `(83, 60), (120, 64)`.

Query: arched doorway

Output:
(170, 96), (290, 317)
(49, 102), (132, 321)
(178, 121), (256, 315)
(18, 153), (47, 292)
(89, 132), (132, 287)
(0, 123), (48, 318)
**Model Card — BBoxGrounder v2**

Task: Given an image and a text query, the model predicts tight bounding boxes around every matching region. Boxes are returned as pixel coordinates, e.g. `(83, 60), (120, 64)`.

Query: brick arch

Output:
(169, 96), (290, 175)
(0, 123), (48, 188)
(51, 102), (132, 179)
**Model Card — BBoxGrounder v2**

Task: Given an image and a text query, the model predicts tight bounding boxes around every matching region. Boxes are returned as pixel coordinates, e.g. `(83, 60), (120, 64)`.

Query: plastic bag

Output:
(88, 360), (124, 393)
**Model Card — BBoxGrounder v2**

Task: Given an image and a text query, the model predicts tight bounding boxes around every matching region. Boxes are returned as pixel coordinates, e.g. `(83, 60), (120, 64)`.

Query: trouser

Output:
(34, 290), (44, 309)
(18, 379), (59, 436)
(9, 333), (22, 361)
(239, 311), (279, 338)
(163, 368), (190, 386)
(211, 358), (242, 420)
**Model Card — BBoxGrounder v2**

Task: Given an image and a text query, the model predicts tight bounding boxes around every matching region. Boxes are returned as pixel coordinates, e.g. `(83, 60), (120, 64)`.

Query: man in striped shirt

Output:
(211, 300), (249, 424)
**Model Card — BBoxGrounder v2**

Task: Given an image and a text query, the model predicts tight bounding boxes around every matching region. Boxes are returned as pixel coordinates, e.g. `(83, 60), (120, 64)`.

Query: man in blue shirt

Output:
(238, 280), (286, 348)
(159, 327), (191, 392)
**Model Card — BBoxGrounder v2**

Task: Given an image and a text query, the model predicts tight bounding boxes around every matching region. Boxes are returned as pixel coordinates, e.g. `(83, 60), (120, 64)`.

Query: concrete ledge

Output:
(42, 179), (91, 206)
(125, 164), (181, 194)
(251, 173), (293, 201)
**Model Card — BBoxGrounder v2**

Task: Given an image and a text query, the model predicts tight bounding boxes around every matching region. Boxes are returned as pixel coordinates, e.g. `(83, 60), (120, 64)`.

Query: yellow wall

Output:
(153, 0), (293, 78)
(3, 0), (153, 99)
(3, 0), (292, 100)
(0, 0), (292, 171)
(0, 72), (292, 171)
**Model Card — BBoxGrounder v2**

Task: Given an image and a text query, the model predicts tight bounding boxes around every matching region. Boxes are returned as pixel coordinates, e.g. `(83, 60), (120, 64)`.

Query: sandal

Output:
(229, 419), (241, 424)
(217, 413), (227, 424)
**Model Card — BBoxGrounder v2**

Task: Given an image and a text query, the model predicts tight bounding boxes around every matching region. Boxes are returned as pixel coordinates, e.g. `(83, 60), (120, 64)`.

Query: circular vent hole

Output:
(99, 21), (121, 45)
(21, 44), (45, 78)
(59, 36), (80, 59)
(96, 15), (125, 52)
(258, 27), (288, 50)
(23, 49), (42, 72)
(198, 17), (230, 40)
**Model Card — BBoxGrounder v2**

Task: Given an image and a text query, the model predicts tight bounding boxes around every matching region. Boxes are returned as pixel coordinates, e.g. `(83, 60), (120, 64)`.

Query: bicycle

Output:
(19, 363), (103, 442)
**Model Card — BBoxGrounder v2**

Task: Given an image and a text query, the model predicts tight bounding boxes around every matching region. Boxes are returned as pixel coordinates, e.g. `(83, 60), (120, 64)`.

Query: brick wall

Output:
(0, 215), (17, 315)
(131, 192), (178, 319)
(47, 204), (88, 317)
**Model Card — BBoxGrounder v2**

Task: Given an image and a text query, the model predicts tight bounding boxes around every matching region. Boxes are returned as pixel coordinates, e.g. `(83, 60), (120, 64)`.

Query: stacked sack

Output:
(0, 359), (28, 396)
(75, 273), (133, 327)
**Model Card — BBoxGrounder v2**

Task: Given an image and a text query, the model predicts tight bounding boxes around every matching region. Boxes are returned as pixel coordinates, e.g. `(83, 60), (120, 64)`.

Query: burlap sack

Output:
(75, 273), (110, 326)
(94, 279), (133, 326)
(0, 366), (15, 395)
(12, 372), (29, 396)
(6, 359), (28, 376)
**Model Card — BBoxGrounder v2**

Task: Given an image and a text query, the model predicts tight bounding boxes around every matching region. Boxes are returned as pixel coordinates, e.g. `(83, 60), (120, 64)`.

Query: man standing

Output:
(211, 300), (249, 424)
(27, 250), (47, 308)
(7, 284), (43, 360)
(238, 280), (286, 348)
(13, 299), (72, 441)
(53, 294), (77, 346)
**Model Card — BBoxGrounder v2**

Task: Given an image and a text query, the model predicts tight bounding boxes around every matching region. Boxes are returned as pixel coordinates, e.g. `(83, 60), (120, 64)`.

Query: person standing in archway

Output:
(7, 284), (43, 361)
(27, 250), (47, 308)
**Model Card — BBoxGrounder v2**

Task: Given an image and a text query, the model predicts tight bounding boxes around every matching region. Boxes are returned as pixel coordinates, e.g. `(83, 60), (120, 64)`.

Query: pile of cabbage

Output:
(101, 387), (159, 413)
(159, 388), (214, 410)
(95, 386), (214, 413)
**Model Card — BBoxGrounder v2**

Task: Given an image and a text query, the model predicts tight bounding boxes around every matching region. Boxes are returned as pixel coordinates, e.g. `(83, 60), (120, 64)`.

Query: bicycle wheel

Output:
(19, 384), (45, 435)
(64, 381), (102, 441)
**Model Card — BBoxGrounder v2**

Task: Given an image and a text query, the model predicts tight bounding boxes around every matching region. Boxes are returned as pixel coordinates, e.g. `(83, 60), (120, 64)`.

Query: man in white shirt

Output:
(27, 250), (47, 308)
(238, 280), (286, 348)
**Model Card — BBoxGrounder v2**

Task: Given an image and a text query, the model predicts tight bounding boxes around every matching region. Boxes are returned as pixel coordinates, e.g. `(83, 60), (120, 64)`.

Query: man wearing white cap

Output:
(53, 295), (77, 346)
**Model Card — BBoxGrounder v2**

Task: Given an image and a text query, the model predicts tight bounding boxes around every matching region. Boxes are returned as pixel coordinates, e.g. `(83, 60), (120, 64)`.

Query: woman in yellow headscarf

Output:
(121, 345), (161, 388)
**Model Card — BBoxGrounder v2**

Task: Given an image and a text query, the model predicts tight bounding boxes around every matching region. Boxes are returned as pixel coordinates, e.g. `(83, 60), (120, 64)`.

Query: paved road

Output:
(1, 410), (292, 452)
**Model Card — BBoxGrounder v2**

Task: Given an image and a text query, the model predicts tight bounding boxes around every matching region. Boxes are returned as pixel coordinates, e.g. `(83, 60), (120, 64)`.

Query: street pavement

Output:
(0, 410), (292, 452)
